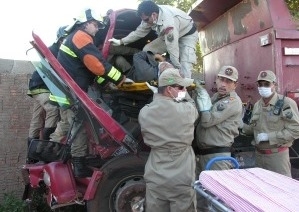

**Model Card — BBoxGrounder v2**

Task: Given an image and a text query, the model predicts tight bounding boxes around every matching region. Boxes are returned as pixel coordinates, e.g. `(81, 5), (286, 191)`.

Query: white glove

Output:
(195, 80), (206, 92)
(107, 82), (118, 90)
(124, 78), (135, 83)
(195, 80), (212, 111)
(256, 133), (269, 144)
(108, 38), (122, 46)
(239, 121), (244, 129)
(196, 91), (212, 111)
(145, 82), (158, 94)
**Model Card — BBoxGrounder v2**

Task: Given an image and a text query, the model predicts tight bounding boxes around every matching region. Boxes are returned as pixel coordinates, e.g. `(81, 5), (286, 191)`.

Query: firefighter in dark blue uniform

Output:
(53, 8), (129, 177)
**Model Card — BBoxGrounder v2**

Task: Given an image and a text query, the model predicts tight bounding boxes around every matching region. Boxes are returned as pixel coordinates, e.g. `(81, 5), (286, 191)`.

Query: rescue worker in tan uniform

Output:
(109, 1), (198, 78)
(195, 66), (243, 172)
(27, 71), (59, 143)
(27, 26), (69, 145)
(243, 70), (299, 177)
(139, 68), (198, 212)
(27, 26), (68, 161)
(195, 66), (242, 211)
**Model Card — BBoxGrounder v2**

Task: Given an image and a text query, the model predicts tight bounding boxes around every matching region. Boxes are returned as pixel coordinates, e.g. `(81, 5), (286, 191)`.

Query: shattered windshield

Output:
(27, 48), (74, 109)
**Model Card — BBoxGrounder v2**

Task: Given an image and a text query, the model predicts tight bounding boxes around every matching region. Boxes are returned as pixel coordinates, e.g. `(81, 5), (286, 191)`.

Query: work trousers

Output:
(256, 148), (291, 177)
(113, 55), (132, 73)
(143, 31), (198, 78)
(50, 108), (88, 157)
(146, 187), (196, 212)
(50, 108), (71, 143)
(28, 93), (59, 138)
(145, 146), (197, 212)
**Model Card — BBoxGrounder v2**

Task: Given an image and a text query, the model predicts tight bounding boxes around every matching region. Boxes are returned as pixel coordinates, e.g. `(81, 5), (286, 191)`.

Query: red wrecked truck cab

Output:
(22, 9), (157, 212)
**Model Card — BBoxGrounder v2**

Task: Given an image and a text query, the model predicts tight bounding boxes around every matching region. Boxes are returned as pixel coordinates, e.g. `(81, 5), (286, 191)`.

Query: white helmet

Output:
(75, 8), (105, 29)
(64, 9), (105, 34)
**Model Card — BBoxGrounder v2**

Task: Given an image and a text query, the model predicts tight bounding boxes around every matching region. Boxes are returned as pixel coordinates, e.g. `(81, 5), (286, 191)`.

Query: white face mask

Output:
(258, 87), (273, 98)
(174, 91), (186, 102)
(151, 14), (158, 26)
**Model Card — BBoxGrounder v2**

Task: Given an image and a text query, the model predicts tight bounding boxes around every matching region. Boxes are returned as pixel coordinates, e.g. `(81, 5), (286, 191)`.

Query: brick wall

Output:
(0, 59), (34, 201)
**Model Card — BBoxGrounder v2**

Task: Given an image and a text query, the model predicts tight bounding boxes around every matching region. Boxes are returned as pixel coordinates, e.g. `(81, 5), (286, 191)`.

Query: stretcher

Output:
(118, 81), (196, 92)
(194, 157), (299, 212)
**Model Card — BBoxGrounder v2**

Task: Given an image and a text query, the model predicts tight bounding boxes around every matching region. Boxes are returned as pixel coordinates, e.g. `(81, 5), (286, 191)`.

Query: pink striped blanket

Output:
(199, 168), (299, 212)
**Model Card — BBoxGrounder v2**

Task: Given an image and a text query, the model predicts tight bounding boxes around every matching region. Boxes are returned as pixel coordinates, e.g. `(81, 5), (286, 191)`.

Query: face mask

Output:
(174, 91), (186, 102)
(258, 87), (273, 98)
(151, 14), (157, 26)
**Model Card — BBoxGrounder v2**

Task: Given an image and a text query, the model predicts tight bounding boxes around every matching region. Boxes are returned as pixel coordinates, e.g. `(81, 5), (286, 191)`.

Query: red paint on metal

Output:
(190, 0), (299, 104)
(43, 162), (77, 204)
(84, 170), (104, 200)
(31, 32), (127, 143)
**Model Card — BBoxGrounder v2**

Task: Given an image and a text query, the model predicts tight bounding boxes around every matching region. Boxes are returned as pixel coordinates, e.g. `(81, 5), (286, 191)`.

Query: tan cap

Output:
(257, 70), (277, 83)
(158, 68), (194, 87)
(217, 66), (239, 81)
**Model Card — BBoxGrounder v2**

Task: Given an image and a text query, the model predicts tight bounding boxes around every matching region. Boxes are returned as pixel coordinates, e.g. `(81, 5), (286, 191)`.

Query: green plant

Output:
(285, 0), (299, 19)
(0, 193), (26, 212)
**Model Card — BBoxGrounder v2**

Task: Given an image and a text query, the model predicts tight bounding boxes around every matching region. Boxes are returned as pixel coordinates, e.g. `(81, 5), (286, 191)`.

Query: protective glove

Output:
(195, 80), (212, 111)
(256, 133), (269, 144)
(107, 82), (118, 90)
(124, 78), (135, 83)
(195, 79), (206, 92)
(108, 38), (122, 46)
(239, 121), (244, 130)
(145, 82), (158, 94)
(196, 92), (212, 111)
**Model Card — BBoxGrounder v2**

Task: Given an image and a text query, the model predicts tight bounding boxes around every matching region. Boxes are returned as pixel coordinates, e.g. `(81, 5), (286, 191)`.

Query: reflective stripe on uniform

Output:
(49, 94), (70, 105)
(96, 76), (106, 84)
(27, 88), (50, 96)
(107, 66), (122, 81)
(60, 44), (78, 58)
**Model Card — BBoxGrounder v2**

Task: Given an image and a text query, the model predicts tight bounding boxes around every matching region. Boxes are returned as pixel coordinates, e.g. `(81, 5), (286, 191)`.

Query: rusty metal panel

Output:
(280, 39), (299, 93)
(190, 0), (243, 29)
(191, 0), (299, 104)
(199, 0), (272, 56)
(190, 0), (297, 31)
(203, 28), (276, 103)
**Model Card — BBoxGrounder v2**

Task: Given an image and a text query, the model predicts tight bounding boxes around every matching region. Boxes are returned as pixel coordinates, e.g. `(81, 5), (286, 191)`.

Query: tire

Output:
(290, 140), (299, 169)
(87, 152), (149, 212)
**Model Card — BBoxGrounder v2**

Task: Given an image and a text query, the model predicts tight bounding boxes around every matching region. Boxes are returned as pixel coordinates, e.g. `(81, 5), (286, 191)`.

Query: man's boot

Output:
(27, 137), (41, 163)
(72, 157), (93, 178)
(40, 142), (61, 162)
(27, 137), (32, 149)
(42, 127), (56, 140)
(27, 137), (39, 148)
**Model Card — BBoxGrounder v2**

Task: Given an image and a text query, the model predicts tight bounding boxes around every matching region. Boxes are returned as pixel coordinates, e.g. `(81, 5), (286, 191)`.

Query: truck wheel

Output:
(87, 152), (148, 212)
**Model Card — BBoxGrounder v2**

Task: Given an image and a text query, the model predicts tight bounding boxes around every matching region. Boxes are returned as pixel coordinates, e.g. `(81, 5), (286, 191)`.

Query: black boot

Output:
(27, 137), (39, 148)
(42, 127), (56, 140)
(27, 137), (32, 149)
(72, 157), (93, 178)
(27, 137), (40, 163)
(40, 142), (61, 162)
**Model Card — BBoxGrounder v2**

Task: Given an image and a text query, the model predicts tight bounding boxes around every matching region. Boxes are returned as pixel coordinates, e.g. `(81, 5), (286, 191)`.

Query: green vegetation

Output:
(0, 193), (26, 212)
(0, 190), (86, 212)
(285, 0), (299, 19)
